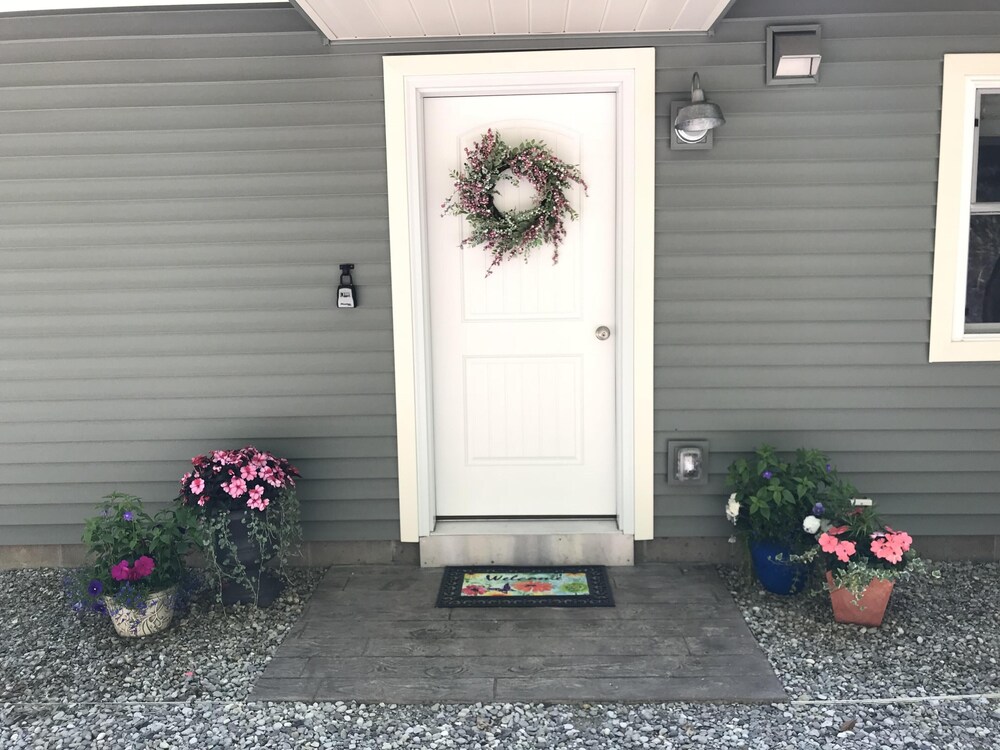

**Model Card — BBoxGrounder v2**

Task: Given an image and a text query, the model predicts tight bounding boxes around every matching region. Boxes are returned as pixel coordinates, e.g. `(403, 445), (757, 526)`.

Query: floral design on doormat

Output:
(460, 571), (590, 597)
(436, 566), (614, 608)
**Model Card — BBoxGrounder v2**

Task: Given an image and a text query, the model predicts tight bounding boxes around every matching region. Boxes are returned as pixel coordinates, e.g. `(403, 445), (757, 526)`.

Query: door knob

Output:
(595, 325), (611, 340)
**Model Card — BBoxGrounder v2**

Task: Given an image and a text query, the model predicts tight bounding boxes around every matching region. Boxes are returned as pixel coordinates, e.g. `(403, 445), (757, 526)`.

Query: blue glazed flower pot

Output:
(749, 539), (809, 595)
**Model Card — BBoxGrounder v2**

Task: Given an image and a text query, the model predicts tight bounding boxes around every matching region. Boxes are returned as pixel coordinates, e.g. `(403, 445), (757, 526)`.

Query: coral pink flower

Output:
(461, 585), (487, 596)
(834, 540), (856, 563)
(240, 465), (257, 481)
(197, 496), (207, 507)
(189, 477), (205, 495)
(222, 478), (247, 498)
(819, 533), (840, 554)
(248, 485), (265, 503)
(827, 525), (849, 536)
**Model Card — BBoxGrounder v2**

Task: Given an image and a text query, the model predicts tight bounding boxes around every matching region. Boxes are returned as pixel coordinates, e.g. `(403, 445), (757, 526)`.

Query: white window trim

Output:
(930, 54), (1000, 362)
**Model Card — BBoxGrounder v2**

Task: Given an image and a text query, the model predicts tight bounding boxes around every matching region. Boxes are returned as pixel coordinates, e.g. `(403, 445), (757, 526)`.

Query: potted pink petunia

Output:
(177, 446), (301, 607)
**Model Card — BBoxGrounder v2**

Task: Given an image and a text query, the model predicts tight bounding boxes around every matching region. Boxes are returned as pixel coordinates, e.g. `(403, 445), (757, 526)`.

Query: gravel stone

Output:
(721, 561), (1000, 701)
(2, 564), (998, 748)
(0, 567), (325, 703)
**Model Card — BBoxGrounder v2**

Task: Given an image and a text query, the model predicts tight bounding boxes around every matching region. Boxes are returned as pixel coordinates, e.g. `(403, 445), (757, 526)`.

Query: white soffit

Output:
(295, 0), (733, 41)
(2, 0), (275, 10)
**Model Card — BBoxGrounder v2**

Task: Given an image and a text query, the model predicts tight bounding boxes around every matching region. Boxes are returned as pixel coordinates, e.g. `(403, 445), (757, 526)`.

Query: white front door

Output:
(424, 92), (618, 518)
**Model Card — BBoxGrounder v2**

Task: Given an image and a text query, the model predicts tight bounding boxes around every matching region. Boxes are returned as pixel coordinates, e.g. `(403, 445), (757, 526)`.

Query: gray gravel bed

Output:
(0, 567), (326, 704)
(722, 561), (1000, 702)
(2, 698), (999, 749)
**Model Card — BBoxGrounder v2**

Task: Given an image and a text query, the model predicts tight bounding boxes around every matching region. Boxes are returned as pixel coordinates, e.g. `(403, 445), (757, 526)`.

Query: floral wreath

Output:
(442, 129), (587, 274)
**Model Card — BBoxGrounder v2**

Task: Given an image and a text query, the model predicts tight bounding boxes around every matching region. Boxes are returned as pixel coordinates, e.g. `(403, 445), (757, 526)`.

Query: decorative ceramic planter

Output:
(826, 571), (894, 627)
(213, 509), (281, 607)
(749, 539), (810, 595)
(104, 586), (177, 637)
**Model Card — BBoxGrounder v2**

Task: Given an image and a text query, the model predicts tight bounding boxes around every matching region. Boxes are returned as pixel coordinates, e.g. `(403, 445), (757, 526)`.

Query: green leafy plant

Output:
(725, 445), (856, 552)
(66, 492), (202, 618)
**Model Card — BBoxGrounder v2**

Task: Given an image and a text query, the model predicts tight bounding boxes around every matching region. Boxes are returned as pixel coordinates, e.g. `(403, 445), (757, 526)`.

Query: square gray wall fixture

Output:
(667, 439), (710, 486)
(766, 24), (821, 86)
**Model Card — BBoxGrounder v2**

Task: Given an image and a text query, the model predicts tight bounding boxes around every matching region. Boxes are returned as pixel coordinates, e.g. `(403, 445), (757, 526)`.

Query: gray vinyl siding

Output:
(0, 2), (998, 546)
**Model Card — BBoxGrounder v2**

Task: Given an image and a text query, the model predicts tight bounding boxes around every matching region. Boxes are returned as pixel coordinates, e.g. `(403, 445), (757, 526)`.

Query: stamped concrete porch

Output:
(252, 564), (786, 704)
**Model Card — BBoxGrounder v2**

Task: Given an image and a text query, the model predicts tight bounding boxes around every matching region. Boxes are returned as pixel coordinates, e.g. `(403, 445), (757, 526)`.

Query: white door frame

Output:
(383, 49), (655, 543)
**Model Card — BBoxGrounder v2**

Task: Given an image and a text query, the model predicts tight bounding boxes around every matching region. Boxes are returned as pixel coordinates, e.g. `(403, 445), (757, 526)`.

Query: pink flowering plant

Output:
(442, 129), (588, 274)
(66, 492), (201, 625)
(797, 500), (928, 598)
(177, 446), (301, 603)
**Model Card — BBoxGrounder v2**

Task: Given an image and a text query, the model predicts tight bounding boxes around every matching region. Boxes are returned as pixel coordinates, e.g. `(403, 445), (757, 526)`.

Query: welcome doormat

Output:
(435, 566), (614, 608)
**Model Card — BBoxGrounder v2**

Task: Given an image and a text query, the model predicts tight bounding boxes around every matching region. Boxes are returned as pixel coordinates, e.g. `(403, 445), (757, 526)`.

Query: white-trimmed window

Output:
(930, 54), (1000, 361)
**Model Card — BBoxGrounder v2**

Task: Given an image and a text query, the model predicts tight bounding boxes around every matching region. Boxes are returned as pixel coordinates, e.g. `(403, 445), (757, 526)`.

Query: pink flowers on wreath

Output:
(178, 445), (300, 513)
(111, 555), (155, 582)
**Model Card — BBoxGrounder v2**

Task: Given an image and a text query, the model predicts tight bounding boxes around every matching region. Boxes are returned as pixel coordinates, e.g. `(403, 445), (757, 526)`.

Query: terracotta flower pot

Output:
(825, 571), (894, 627)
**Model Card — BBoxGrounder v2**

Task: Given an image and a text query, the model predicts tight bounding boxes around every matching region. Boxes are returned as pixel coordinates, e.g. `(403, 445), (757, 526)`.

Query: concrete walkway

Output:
(251, 563), (787, 703)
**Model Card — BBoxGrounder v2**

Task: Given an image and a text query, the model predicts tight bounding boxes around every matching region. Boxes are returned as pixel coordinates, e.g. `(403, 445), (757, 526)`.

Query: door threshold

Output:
(431, 518), (621, 536)
(420, 518), (633, 567)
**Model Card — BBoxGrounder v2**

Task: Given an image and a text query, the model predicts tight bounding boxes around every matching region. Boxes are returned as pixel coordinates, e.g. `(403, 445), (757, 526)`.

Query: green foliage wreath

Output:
(442, 129), (587, 274)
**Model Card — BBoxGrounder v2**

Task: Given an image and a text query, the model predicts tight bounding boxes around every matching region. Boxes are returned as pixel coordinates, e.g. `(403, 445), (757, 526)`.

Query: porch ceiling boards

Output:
(252, 564), (787, 703)
(294, 0), (733, 41)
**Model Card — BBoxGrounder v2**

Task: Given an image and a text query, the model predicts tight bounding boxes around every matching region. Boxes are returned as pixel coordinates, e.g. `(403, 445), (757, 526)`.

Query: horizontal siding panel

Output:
(655, 322), (928, 345)
(657, 409), (1000, 431)
(0, 243), (389, 271)
(655, 299), (929, 324)
(0, 78), (382, 111)
(0, 8), (312, 41)
(656, 253), (929, 278)
(0, 34), (325, 64)
(715, 12), (1000, 42)
(0, 373), (395, 401)
(658, 136), (939, 163)
(0, 194), (387, 226)
(0, 352), (397, 380)
(0, 173), (388, 203)
(655, 343), (928, 367)
(0, 331), (394, 358)
(655, 231), (933, 256)
(653, 431), (1000, 452)
(0, 217), (392, 247)
(0, 148), (389, 179)
(657, 161), (937, 186)
(655, 277), (930, 301)
(693, 111), (941, 139)
(0, 437), (399, 465)
(657, 365), (1000, 388)
(655, 388), (1000, 410)
(0, 457), (398, 486)
(0, 55), (381, 87)
(654, 491), (999, 516)
(656, 184), (935, 210)
(656, 207), (934, 233)
(0, 101), (386, 135)
(0, 308), (392, 338)
(0, 479), (398, 506)
(0, 416), (399, 443)
(0, 394), (397, 422)
(0, 125), (388, 158)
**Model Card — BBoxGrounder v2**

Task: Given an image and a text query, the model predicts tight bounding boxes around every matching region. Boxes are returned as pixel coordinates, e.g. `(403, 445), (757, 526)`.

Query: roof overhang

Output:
(3, 1), (735, 38)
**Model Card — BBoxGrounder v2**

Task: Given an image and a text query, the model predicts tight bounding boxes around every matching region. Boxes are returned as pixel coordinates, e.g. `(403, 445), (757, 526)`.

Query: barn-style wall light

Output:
(767, 24), (822, 86)
(670, 73), (725, 151)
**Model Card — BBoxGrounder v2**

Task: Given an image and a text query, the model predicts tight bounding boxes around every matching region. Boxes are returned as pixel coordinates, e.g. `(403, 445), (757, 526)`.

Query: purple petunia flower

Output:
(826, 463), (833, 471)
(122, 511), (134, 521)
(88, 579), (103, 597)
(762, 470), (774, 479)
(813, 503), (825, 516)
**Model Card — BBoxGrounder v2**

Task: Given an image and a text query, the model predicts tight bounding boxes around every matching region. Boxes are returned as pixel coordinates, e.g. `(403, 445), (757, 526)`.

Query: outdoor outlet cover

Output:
(667, 439), (710, 486)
